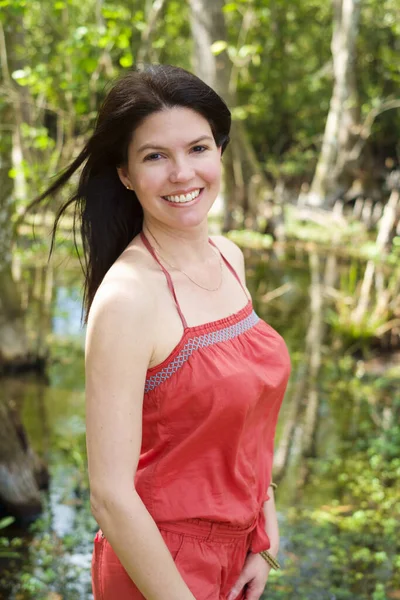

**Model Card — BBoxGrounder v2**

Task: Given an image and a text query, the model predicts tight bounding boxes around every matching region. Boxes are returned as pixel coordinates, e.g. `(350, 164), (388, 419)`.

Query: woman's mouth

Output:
(161, 188), (204, 207)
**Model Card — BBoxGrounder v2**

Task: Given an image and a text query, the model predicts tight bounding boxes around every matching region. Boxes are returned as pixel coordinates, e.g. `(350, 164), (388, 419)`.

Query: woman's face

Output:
(118, 107), (222, 230)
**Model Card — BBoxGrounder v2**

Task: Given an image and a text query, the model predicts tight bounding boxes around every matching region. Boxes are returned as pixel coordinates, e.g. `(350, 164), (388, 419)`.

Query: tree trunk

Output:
(0, 12), (51, 519)
(0, 18), (32, 368)
(0, 102), (29, 367)
(0, 380), (48, 522)
(308, 0), (361, 207)
(352, 188), (400, 326)
(188, 0), (272, 231)
(136, 0), (167, 67)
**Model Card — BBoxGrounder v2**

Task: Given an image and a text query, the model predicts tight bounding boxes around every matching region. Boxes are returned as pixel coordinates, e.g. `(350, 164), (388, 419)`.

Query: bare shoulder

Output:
(210, 234), (245, 280)
(86, 246), (156, 359)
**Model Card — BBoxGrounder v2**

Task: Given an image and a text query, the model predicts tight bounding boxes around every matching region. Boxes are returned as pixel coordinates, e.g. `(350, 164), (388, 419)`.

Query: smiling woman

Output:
(116, 108), (222, 236)
(27, 65), (290, 600)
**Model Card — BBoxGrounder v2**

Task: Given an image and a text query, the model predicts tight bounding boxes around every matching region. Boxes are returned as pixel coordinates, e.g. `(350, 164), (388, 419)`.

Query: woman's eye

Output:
(144, 153), (163, 161)
(192, 145), (207, 153)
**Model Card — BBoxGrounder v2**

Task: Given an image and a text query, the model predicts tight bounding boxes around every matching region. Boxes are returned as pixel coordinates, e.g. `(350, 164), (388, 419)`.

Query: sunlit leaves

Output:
(119, 54), (133, 68)
(211, 40), (228, 55)
(11, 67), (31, 85)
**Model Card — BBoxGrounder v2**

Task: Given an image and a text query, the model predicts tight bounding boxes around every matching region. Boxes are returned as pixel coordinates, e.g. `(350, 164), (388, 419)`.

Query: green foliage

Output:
(324, 254), (400, 346)
(0, 517), (15, 529)
(265, 357), (400, 600)
(0, 517), (22, 559)
(219, 0), (400, 184)
(226, 228), (273, 249)
(2, 0), (399, 215)
(1, 0), (192, 218)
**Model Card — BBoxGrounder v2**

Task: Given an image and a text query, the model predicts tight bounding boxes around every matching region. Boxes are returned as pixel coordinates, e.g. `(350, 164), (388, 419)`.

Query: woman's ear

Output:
(116, 166), (132, 190)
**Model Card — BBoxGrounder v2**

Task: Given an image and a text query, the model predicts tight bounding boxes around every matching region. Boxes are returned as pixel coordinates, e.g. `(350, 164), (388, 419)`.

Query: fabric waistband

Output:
(96, 509), (270, 551)
(157, 511), (269, 549)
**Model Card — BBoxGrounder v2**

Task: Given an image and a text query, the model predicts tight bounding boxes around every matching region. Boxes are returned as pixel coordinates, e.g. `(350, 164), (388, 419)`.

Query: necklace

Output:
(144, 227), (224, 292)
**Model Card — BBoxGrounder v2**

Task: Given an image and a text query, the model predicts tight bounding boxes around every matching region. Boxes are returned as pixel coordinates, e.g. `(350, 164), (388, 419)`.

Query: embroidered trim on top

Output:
(145, 310), (260, 393)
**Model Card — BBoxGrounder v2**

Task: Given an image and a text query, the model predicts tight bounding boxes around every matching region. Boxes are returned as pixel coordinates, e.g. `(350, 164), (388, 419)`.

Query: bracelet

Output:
(269, 482), (278, 491)
(259, 549), (281, 570)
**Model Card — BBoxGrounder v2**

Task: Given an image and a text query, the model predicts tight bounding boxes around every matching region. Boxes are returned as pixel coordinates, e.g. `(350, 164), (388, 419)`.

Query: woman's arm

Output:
(262, 487), (280, 557)
(86, 269), (196, 600)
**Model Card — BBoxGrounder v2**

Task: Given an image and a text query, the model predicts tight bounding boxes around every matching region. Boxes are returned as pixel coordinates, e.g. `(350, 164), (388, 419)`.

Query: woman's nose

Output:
(169, 159), (195, 183)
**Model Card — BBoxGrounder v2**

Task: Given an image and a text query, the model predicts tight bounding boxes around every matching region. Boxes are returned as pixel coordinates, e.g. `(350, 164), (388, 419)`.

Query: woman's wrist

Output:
(259, 540), (279, 558)
(250, 542), (279, 559)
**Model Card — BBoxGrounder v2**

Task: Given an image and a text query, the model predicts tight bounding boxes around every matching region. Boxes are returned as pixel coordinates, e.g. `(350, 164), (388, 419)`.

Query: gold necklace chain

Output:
(144, 226), (224, 292)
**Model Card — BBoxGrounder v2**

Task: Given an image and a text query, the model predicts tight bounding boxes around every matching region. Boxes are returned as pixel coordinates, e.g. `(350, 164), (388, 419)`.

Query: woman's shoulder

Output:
(87, 242), (156, 332)
(209, 235), (245, 280)
(210, 234), (244, 258)
(85, 252), (157, 390)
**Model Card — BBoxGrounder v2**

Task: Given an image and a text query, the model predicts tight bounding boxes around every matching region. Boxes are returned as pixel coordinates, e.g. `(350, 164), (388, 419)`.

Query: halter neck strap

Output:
(140, 231), (188, 329)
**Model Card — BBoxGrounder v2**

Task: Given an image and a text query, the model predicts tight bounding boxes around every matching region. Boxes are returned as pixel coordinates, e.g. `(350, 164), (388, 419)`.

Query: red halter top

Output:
(135, 231), (291, 553)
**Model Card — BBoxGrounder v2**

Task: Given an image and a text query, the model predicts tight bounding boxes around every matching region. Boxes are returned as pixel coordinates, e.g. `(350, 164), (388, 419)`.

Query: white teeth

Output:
(164, 189), (201, 203)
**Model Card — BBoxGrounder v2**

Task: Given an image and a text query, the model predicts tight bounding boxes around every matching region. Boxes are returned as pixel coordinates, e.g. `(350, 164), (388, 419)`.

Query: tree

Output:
(0, 381), (48, 521)
(0, 14), (30, 368)
(308, 0), (362, 207)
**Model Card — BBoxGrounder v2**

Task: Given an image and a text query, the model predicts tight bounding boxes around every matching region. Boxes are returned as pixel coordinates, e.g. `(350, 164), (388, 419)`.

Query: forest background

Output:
(0, 0), (400, 599)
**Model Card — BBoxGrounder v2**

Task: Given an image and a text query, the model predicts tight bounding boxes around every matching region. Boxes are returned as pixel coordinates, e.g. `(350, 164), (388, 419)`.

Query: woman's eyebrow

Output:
(137, 135), (214, 154)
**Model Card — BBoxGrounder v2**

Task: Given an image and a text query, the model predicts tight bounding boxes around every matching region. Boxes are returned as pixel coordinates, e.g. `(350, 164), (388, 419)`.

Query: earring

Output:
(126, 185), (130, 190)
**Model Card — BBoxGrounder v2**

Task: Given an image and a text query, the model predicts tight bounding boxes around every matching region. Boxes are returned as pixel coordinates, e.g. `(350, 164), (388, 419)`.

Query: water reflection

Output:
(52, 284), (85, 339)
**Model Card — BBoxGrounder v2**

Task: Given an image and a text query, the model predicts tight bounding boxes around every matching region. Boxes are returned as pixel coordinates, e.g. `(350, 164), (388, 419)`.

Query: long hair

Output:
(28, 65), (231, 322)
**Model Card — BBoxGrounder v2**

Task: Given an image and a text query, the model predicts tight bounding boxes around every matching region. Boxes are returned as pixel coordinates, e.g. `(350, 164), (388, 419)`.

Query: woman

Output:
(34, 65), (291, 600)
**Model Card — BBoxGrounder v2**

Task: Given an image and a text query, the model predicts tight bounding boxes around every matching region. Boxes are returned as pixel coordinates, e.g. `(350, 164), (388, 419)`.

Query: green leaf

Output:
(211, 40), (228, 55)
(223, 3), (238, 13)
(231, 106), (248, 120)
(75, 26), (88, 39)
(119, 54), (133, 68)
(117, 33), (130, 49)
(12, 68), (30, 82)
(0, 516), (15, 529)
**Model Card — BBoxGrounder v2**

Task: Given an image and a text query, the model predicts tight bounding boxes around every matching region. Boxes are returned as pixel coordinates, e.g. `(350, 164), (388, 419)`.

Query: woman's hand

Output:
(227, 552), (271, 600)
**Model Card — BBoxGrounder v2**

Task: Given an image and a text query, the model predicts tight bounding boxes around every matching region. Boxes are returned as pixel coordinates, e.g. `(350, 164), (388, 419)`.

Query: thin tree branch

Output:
(137, 0), (167, 67)
(0, 20), (11, 85)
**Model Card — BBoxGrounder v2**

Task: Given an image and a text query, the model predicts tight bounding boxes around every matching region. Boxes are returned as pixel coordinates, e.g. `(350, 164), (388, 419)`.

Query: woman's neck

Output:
(142, 221), (215, 269)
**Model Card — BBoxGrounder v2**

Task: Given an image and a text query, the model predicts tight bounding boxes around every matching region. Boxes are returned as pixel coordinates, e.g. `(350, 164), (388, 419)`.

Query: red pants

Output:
(92, 517), (256, 599)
